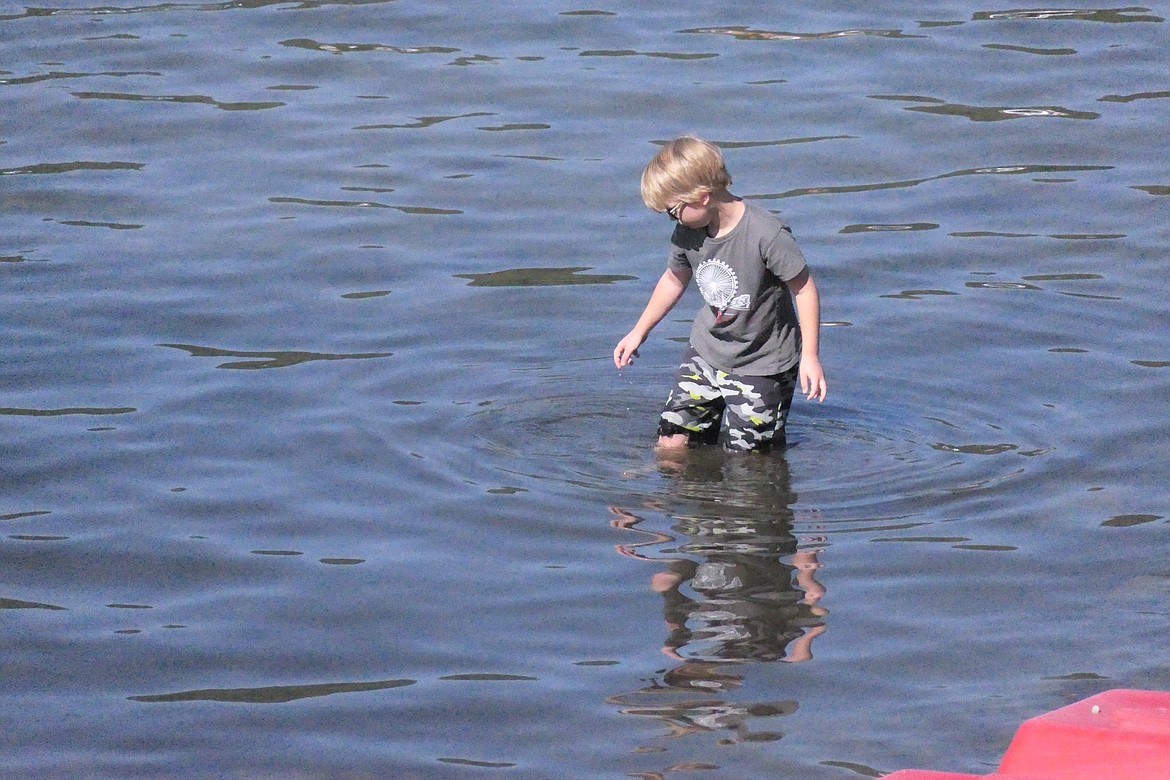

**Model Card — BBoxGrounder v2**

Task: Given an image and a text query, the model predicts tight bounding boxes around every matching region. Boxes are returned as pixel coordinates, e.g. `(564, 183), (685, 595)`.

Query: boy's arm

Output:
(786, 268), (828, 402)
(614, 267), (691, 369)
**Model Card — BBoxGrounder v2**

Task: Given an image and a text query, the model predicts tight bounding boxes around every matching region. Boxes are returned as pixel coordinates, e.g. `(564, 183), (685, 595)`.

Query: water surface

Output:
(3, 2), (1168, 778)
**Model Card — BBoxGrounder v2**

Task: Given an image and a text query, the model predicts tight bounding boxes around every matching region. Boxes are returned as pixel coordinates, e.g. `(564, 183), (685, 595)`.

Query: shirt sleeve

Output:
(763, 225), (807, 282)
(667, 226), (694, 275)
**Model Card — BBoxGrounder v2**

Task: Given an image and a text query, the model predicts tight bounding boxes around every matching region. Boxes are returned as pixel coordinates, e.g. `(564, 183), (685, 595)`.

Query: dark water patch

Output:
(1044, 671), (1110, 681)
(0, 161), (144, 176)
(440, 674), (539, 682)
(107, 603), (152, 609)
(1049, 233), (1125, 240)
(951, 231), (1041, 238)
(59, 220), (144, 230)
(841, 222), (939, 233)
(1132, 360), (1170, 368)
(560, 9), (616, 15)
(574, 660), (620, 666)
(681, 26), (925, 41)
(0, 596), (66, 610)
(973, 8), (1163, 23)
(755, 163), (1112, 199)
(579, 50), (717, 60)
(820, 759), (885, 777)
(266, 84), (317, 91)
(269, 196), (396, 209)
(279, 38), (459, 55)
(456, 266), (636, 287)
(354, 111), (495, 130)
(486, 486), (528, 495)
(953, 544), (1019, 552)
(71, 91), (283, 111)
(396, 205), (461, 215)
(0, 70), (161, 86)
(250, 549), (303, 556)
(1, 254), (37, 262)
(1050, 347), (1089, 353)
(880, 289), (959, 300)
(1022, 273), (1104, 281)
(130, 678), (416, 704)
(982, 43), (1077, 55)
(2, 511), (51, 521)
(1102, 514), (1163, 528)
(871, 536), (971, 544)
(1131, 185), (1170, 195)
(450, 54), (506, 66)
(438, 757), (516, 768)
(931, 443), (1020, 455)
(1057, 291), (1122, 300)
(341, 186), (395, 194)
(1, 0), (400, 20)
(904, 102), (1100, 121)
(494, 154), (564, 161)
(476, 122), (552, 131)
(717, 135), (857, 149)
(340, 290), (390, 299)
(159, 343), (392, 369)
(0, 406), (135, 417)
(8, 535), (69, 542)
(965, 281), (1041, 290)
(319, 558), (364, 565)
(1099, 90), (1170, 103)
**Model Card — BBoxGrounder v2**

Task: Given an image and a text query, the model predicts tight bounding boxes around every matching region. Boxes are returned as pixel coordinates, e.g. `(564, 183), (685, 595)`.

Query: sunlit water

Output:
(3, 2), (1168, 778)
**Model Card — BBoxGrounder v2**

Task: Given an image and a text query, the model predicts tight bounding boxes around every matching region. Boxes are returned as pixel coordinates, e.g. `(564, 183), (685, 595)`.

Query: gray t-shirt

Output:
(667, 201), (807, 376)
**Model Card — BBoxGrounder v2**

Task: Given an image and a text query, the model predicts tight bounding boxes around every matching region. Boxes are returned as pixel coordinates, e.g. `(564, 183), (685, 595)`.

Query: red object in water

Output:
(884, 689), (1170, 780)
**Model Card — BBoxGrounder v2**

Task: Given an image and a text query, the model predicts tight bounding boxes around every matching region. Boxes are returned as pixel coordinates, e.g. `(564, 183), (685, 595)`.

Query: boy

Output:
(613, 136), (827, 453)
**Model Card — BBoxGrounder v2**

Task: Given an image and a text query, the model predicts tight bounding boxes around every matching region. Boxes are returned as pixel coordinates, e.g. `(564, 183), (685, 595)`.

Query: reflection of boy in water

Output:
(652, 546), (826, 663)
(611, 455), (827, 664)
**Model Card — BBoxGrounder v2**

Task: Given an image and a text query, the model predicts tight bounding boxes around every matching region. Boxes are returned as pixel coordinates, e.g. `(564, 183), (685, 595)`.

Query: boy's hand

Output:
(613, 332), (644, 369)
(800, 357), (828, 402)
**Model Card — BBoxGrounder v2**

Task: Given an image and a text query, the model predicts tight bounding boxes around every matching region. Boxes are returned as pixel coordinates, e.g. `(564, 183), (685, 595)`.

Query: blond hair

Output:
(640, 136), (733, 212)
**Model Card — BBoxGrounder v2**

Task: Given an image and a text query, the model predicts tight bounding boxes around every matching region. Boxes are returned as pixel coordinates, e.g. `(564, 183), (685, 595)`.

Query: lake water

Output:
(3, 2), (1168, 778)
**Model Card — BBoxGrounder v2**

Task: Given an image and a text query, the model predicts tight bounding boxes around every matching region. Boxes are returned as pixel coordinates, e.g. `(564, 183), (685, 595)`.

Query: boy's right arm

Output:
(614, 267), (691, 369)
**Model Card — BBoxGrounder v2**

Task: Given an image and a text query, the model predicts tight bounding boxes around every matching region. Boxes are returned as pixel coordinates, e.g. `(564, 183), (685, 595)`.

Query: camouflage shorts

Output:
(658, 347), (799, 453)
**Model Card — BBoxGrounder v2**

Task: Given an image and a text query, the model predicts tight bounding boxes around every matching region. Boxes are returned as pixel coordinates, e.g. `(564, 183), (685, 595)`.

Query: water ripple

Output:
(279, 38), (459, 55)
(159, 343), (392, 369)
(753, 163), (1112, 199)
(353, 111), (495, 131)
(455, 267), (636, 287)
(71, 91), (283, 111)
(579, 49), (718, 60)
(972, 8), (1164, 23)
(681, 25), (925, 41)
(1, 161), (144, 175)
(130, 678), (416, 704)
(0, 406), (136, 417)
(1, 1), (398, 20)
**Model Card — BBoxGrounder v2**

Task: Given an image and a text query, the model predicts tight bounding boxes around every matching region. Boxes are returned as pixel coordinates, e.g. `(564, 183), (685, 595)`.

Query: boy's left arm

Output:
(786, 268), (828, 402)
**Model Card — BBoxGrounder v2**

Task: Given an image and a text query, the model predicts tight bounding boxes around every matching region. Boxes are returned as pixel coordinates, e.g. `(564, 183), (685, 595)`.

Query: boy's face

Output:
(669, 192), (712, 229)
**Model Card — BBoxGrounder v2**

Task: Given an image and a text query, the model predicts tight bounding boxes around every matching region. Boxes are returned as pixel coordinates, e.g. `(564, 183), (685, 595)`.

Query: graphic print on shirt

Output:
(695, 258), (751, 320)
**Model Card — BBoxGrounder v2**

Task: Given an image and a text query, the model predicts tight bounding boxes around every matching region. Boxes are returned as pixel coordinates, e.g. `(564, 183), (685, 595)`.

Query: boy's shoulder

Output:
(742, 200), (792, 232)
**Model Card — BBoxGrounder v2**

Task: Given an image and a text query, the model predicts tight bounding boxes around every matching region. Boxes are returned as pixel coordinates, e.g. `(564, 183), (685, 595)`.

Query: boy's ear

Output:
(699, 191), (711, 206)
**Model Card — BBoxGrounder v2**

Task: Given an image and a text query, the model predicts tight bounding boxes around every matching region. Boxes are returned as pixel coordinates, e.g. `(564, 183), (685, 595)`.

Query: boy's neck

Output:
(706, 191), (745, 238)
